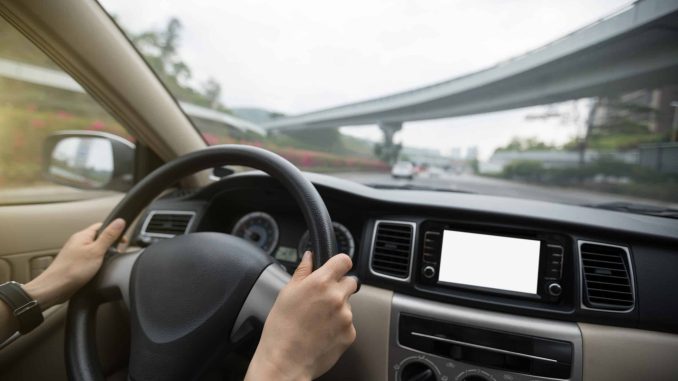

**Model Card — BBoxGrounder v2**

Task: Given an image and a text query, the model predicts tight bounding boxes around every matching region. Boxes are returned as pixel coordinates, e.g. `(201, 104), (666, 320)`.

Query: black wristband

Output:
(0, 281), (44, 334)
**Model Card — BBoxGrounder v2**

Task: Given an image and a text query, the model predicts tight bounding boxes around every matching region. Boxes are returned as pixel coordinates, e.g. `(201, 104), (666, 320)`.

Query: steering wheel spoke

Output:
(231, 264), (290, 340)
(93, 249), (143, 308)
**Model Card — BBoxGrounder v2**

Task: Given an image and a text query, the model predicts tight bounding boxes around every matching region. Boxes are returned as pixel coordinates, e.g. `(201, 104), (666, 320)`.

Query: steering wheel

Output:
(65, 145), (337, 381)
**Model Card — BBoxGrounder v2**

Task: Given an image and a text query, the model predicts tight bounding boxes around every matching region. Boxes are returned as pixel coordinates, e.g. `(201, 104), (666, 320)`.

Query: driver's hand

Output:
(23, 219), (126, 310)
(245, 252), (358, 381)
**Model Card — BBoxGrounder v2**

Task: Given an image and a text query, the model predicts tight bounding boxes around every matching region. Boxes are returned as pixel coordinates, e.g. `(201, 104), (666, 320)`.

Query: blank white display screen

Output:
(438, 230), (541, 294)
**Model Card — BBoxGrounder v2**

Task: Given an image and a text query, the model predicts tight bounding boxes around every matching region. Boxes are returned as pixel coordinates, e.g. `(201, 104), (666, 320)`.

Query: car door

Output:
(0, 17), (133, 381)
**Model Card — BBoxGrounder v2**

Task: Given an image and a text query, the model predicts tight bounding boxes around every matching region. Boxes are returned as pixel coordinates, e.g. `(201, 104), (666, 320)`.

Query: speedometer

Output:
(297, 222), (355, 259)
(231, 212), (279, 255)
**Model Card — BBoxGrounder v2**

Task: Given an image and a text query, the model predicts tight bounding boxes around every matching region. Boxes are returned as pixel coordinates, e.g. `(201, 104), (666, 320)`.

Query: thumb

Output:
(292, 251), (313, 281)
(95, 218), (126, 251)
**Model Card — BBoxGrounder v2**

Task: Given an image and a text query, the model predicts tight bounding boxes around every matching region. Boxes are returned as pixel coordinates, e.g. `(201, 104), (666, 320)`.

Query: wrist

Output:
(246, 346), (312, 381)
(23, 274), (66, 310)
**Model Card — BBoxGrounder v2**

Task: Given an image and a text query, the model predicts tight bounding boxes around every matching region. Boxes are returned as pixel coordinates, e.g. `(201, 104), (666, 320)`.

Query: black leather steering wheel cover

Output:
(66, 145), (336, 381)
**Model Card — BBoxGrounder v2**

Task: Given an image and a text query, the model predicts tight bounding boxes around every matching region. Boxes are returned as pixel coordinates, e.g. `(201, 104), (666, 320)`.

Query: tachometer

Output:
(297, 222), (355, 259)
(231, 212), (279, 255)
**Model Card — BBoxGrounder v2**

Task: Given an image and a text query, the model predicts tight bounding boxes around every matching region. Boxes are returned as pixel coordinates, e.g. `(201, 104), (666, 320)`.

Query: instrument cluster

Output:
(231, 211), (355, 268)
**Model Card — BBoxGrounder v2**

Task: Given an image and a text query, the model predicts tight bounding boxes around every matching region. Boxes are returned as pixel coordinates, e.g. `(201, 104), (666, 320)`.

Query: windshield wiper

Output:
(366, 183), (474, 194)
(583, 202), (678, 219)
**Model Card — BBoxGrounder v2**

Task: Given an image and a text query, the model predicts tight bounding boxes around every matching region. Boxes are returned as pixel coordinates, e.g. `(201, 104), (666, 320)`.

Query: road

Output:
(1, 172), (674, 209)
(333, 172), (678, 209)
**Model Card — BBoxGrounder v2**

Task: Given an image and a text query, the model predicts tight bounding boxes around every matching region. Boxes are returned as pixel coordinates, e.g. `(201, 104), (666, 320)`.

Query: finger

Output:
(95, 219), (126, 251)
(348, 274), (361, 294)
(78, 222), (103, 242)
(316, 253), (353, 280)
(338, 275), (359, 298)
(115, 235), (130, 252)
(292, 251), (313, 282)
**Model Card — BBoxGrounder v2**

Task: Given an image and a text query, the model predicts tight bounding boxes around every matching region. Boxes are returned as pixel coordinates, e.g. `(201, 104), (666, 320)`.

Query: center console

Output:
(389, 294), (583, 381)
(378, 219), (581, 381)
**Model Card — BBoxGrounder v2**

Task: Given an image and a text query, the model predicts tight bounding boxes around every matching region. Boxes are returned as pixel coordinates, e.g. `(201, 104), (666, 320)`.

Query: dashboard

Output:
(133, 171), (678, 381)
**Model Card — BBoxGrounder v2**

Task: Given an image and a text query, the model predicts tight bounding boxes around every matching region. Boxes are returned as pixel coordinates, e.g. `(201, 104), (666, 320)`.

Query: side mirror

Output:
(42, 131), (135, 192)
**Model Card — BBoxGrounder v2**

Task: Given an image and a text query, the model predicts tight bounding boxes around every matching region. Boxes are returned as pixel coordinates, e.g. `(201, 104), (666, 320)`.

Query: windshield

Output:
(100, 0), (678, 211)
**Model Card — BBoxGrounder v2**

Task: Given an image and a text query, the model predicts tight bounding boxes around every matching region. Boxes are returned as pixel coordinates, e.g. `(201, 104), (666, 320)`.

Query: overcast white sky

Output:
(100, 0), (632, 159)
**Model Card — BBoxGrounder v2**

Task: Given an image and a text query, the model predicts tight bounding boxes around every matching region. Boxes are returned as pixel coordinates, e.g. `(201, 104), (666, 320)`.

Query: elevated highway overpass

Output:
(2, 0), (677, 148)
(262, 0), (678, 134)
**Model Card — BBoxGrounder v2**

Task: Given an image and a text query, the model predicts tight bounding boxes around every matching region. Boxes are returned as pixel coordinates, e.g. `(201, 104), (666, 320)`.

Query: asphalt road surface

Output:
(333, 171), (678, 209)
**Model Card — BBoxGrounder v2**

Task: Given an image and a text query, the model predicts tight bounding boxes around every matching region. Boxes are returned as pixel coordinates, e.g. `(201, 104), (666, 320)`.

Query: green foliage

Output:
(496, 137), (560, 152)
(586, 132), (665, 150)
(563, 96), (666, 151)
(499, 157), (678, 202)
(502, 157), (677, 185)
(0, 103), (128, 188)
(274, 129), (375, 158)
(283, 129), (343, 151)
(125, 18), (230, 112)
(501, 160), (545, 181)
(374, 141), (402, 164)
(468, 158), (480, 174)
(594, 99), (656, 136)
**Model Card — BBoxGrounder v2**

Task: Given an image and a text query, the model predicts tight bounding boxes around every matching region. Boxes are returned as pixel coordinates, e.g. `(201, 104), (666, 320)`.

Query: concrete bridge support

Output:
(375, 121), (403, 164)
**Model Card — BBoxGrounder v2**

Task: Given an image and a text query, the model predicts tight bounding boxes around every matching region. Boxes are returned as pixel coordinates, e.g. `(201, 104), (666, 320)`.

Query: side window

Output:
(0, 18), (133, 205)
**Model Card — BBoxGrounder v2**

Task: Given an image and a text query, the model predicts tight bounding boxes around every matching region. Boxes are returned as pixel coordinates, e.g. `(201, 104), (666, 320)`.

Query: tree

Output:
(373, 141), (402, 165)
(202, 79), (222, 109)
(126, 18), (228, 111)
(564, 94), (662, 151)
(495, 137), (558, 152)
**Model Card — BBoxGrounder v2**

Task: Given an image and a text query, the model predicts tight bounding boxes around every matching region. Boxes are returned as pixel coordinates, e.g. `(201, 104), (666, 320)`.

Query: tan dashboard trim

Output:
(319, 285), (393, 381)
(579, 322), (678, 380)
(0, 195), (123, 256)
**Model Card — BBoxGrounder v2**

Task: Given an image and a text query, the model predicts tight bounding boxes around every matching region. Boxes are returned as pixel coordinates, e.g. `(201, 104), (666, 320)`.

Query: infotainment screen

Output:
(438, 230), (541, 294)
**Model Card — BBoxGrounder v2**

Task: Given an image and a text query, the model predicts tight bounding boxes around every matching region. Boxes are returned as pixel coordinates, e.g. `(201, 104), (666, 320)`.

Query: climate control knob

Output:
(399, 361), (437, 381)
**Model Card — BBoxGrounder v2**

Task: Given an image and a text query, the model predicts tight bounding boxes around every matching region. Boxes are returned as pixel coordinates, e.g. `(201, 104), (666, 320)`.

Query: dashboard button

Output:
(547, 282), (562, 297)
(422, 266), (436, 279)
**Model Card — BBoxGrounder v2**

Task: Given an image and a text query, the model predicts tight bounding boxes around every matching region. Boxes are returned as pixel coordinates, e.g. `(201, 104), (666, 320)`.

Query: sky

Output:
(99, 0), (633, 160)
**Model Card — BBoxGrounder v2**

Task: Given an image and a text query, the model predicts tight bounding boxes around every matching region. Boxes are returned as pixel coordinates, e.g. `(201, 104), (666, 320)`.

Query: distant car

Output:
(421, 166), (445, 178)
(391, 161), (415, 179)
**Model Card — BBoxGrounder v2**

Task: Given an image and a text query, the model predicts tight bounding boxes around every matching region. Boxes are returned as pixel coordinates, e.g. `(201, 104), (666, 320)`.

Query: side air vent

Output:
(141, 211), (196, 238)
(579, 241), (635, 311)
(370, 221), (415, 281)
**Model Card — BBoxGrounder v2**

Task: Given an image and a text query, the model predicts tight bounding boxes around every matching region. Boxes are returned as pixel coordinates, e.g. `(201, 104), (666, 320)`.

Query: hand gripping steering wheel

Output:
(65, 145), (337, 381)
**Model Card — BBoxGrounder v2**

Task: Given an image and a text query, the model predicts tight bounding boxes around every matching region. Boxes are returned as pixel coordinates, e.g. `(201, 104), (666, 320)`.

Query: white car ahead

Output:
(391, 161), (415, 179)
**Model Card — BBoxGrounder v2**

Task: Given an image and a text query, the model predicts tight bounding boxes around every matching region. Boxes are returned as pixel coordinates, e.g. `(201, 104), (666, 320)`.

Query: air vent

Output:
(579, 241), (635, 311)
(142, 211), (196, 238)
(370, 221), (415, 281)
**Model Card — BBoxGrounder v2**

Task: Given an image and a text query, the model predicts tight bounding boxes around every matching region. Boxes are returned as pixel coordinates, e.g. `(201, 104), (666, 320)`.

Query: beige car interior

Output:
(0, 1), (677, 380)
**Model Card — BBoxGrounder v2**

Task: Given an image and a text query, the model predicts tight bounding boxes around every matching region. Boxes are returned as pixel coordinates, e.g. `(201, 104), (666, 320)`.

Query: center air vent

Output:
(579, 241), (635, 311)
(370, 221), (415, 281)
(142, 211), (196, 238)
